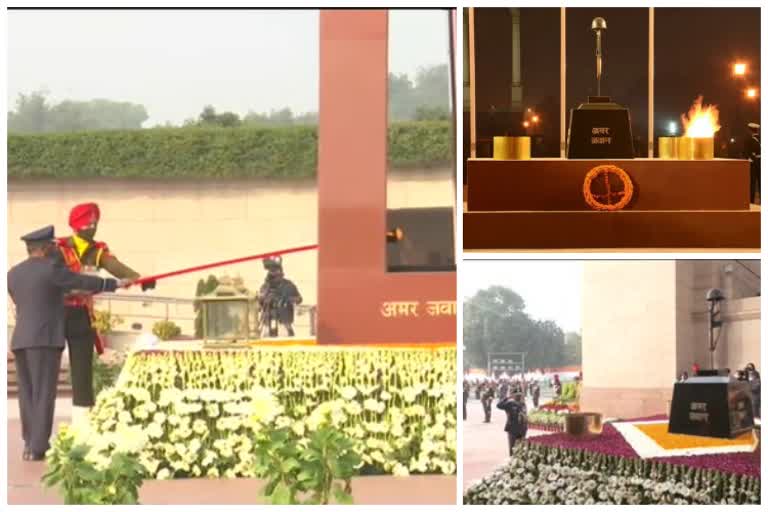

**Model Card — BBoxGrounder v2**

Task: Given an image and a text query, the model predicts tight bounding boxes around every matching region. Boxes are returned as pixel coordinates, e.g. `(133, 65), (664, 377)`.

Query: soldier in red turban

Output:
(56, 202), (156, 422)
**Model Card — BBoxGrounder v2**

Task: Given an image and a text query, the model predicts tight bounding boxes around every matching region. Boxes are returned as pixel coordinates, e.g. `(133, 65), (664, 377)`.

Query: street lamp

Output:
(667, 121), (678, 135)
(745, 87), (759, 99)
(531, 115), (540, 124)
(733, 62), (747, 77)
(522, 120), (530, 128)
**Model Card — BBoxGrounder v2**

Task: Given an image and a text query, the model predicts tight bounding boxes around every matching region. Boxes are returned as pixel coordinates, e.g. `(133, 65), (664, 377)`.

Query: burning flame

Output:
(681, 95), (720, 138)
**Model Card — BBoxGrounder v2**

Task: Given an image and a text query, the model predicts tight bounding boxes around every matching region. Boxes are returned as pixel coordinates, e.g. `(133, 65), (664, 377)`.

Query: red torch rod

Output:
(129, 244), (318, 287)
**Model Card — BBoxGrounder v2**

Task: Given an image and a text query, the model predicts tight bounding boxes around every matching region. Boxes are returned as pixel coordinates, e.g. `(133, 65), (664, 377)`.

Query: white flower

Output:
(331, 410), (348, 426)
(275, 416), (292, 429)
(292, 421), (306, 437)
(393, 463), (410, 477)
(248, 388), (281, 425)
(174, 443), (187, 456)
(402, 387), (419, 403)
(112, 425), (148, 453)
(345, 402), (362, 415)
(340, 386), (357, 400)
(192, 419), (208, 435)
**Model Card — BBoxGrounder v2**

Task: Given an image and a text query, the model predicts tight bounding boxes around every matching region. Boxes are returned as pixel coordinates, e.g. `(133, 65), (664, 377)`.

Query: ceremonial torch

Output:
(592, 17), (607, 97)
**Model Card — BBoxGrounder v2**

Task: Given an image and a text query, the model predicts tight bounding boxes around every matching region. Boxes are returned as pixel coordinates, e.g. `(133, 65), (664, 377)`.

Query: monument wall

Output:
(581, 260), (760, 419)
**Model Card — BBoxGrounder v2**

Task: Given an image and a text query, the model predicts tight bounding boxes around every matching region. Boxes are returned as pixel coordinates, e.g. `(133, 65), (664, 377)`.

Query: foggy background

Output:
(8, 9), (452, 130)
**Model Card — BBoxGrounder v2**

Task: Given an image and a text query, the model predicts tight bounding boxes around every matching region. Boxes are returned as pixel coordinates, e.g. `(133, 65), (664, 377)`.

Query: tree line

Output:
(463, 285), (582, 372)
(8, 64), (451, 133)
(7, 92), (149, 133)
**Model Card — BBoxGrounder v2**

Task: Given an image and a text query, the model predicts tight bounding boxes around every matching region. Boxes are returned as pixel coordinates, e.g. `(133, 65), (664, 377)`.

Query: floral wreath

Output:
(582, 164), (634, 211)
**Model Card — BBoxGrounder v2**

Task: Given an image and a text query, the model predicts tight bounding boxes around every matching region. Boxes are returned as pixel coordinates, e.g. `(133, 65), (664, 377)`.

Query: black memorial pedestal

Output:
(668, 376), (754, 439)
(567, 97), (634, 159)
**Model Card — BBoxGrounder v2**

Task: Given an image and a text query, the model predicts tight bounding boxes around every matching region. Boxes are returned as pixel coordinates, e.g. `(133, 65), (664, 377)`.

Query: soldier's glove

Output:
(141, 279), (157, 292)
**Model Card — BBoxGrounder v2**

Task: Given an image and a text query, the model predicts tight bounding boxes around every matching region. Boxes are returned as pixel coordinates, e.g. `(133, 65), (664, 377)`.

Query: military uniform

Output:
(8, 226), (119, 459)
(462, 380), (470, 420)
(259, 258), (302, 337)
(58, 203), (150, 409)
(497, 396), (528, 455)
(747, 124), (760, 204)
(481, 383), (496, 423)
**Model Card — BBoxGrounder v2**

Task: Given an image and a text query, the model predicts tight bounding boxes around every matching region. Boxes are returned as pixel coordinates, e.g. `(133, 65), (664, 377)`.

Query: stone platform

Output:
(467, 158), (750, 211)
(464, 158), (760, 250)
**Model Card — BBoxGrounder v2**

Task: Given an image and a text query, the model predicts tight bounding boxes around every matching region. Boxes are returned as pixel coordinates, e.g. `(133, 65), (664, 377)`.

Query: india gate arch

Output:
(317, 10), (457, 345)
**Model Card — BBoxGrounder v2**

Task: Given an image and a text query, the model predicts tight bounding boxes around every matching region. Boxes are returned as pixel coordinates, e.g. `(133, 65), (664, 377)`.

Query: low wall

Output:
(7, 170), (453, 336)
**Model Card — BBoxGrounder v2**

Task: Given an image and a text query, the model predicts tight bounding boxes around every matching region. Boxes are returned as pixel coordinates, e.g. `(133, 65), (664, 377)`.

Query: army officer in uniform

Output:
(57, 202), (155, 422)
(8, 226), (125, 460)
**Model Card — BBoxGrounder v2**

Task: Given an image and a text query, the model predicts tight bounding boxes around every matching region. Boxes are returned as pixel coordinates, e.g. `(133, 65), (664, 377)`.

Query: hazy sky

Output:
(462, 261), (583, 333)
(8, 9), (451, 126)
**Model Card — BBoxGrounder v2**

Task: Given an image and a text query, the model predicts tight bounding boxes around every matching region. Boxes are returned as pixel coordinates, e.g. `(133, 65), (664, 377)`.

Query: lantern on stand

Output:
(198, 277), (259, 347)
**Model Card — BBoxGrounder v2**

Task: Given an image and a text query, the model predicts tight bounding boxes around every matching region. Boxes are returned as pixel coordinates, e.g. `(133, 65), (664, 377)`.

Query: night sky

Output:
(511, 7), (761, 156)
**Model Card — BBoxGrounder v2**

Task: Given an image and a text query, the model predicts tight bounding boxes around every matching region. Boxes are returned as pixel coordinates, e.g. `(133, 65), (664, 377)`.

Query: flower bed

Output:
(69, 346), (456, 480)
(464, 440), (760, 505)
(527, 418), (760, 478)
(538, 402), (577, 413)
(527, 410), (565, 432)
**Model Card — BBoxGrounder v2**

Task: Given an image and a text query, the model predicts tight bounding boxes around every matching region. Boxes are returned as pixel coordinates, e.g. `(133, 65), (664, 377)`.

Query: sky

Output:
(462, 261), (583, 333)
(8, 9), (451, 126)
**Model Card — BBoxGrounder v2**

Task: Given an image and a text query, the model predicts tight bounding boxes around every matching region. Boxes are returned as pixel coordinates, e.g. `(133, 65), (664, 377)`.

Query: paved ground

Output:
(462, 396), (549, 492)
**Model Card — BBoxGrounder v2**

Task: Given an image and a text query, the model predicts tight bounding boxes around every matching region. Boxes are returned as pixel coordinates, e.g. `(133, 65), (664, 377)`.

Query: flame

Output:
(681, 95), (720, 138)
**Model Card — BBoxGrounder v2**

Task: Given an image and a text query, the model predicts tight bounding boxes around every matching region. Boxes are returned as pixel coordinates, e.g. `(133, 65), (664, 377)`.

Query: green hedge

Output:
(7, 121), (452, 179)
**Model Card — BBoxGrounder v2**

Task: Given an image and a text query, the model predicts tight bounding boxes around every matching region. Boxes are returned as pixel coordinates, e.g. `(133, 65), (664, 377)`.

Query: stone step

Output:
(464, 209), (760, 250)
(7, 353), (71, 398)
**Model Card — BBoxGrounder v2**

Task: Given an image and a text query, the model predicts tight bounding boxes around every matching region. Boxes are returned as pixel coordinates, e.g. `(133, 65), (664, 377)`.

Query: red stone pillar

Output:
(318, 10), (456, 345)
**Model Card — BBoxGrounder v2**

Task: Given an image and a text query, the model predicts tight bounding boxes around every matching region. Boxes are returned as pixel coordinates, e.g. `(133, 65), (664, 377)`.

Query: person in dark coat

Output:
(259, 257), (302, 337)
(7, 226), (124, 460)
(481, 381), (495, 423)
(553, 374), (562, 396)
(747, 123), (760, 204)
(497, 392), (528, 455)
(745, 362), (760, 419)
(531, 382), (541, 408)
(463, 379), (470, 420)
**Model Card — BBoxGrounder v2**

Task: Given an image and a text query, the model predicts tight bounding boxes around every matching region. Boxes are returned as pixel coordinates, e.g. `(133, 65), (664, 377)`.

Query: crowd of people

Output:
(463, 371), (579, 455)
